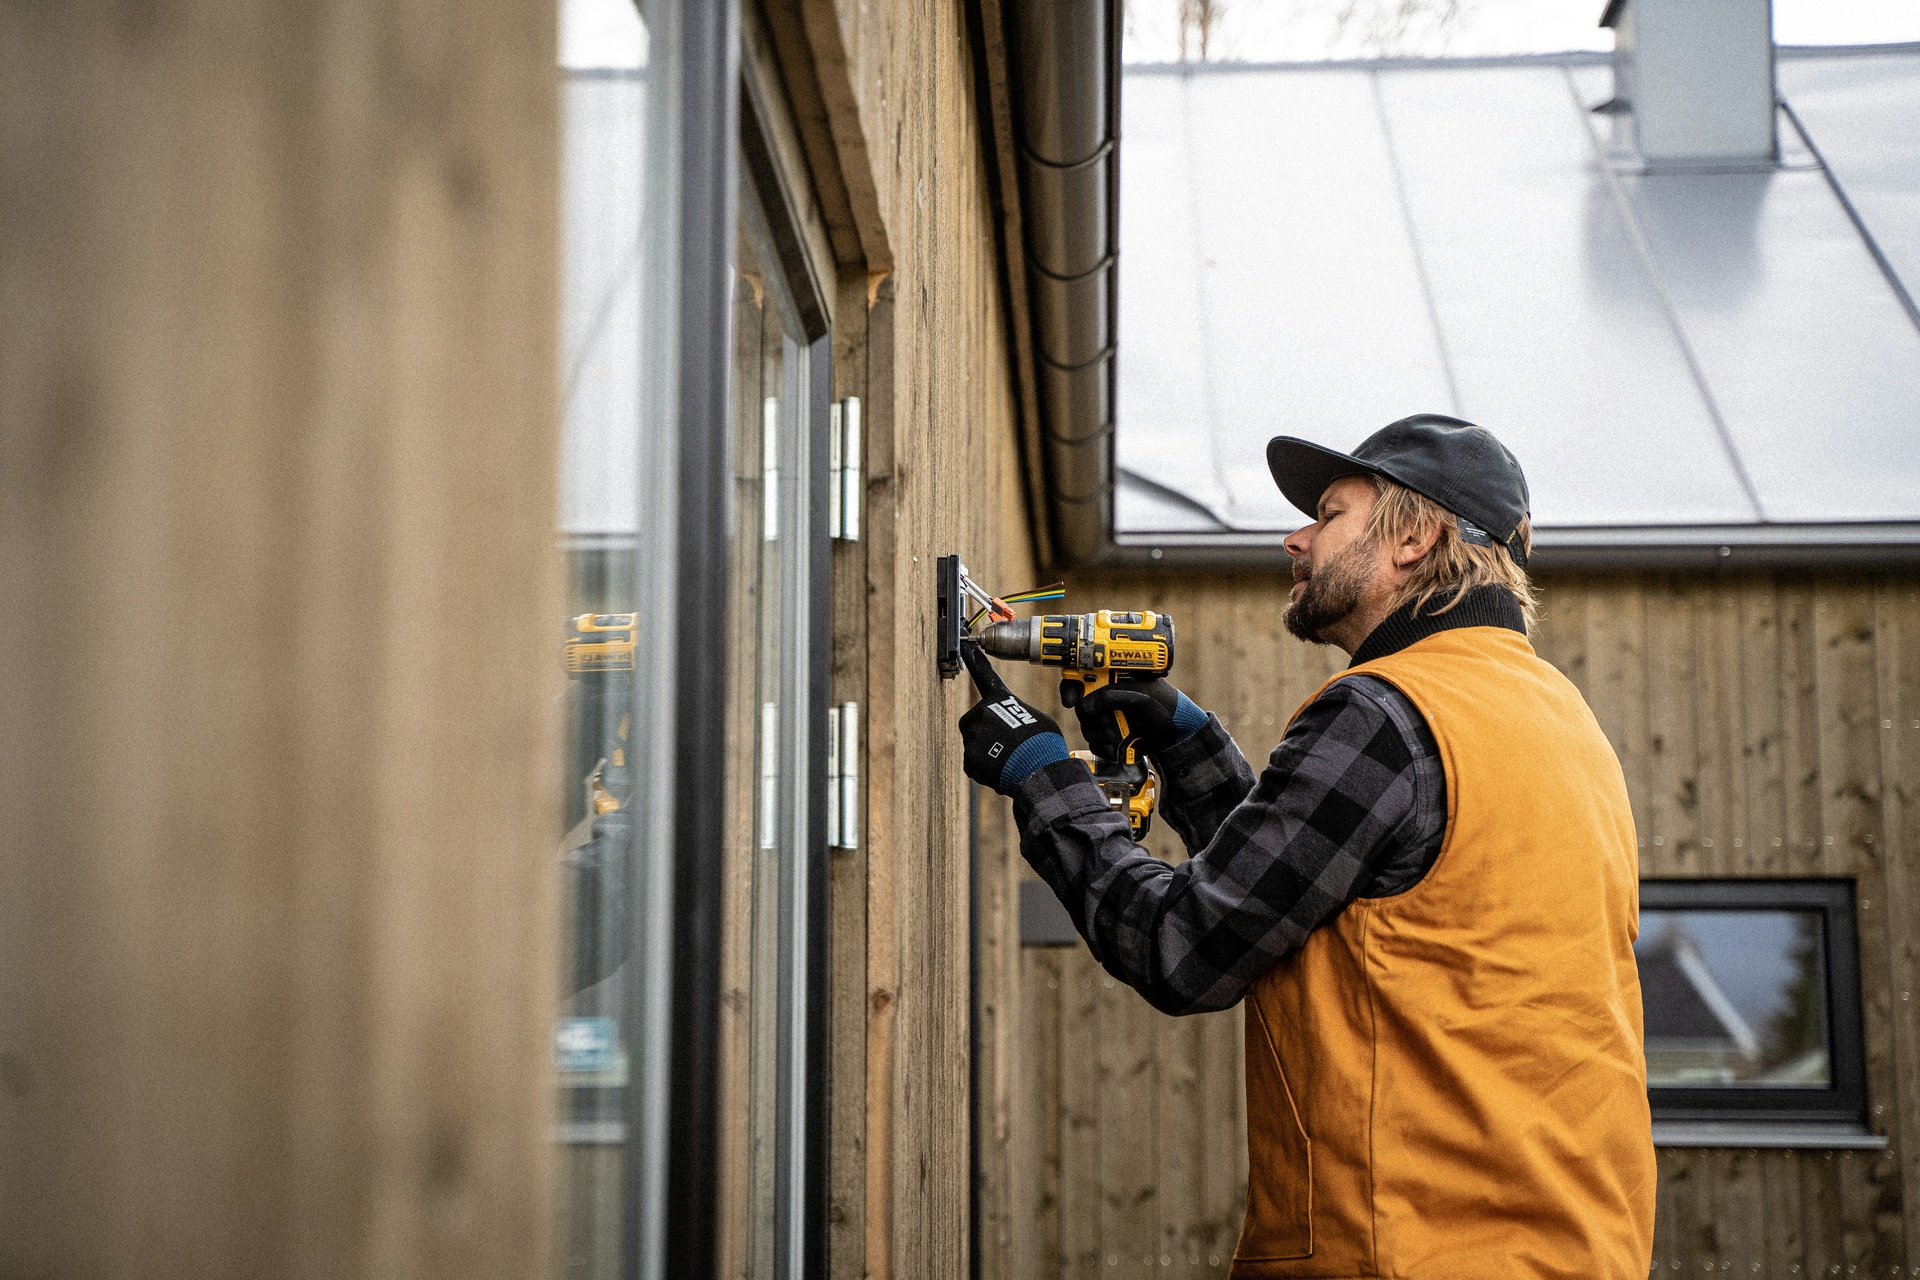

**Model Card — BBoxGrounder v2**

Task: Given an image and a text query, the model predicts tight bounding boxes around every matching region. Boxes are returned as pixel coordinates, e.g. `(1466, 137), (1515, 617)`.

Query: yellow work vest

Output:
(1232, 627), (1656, 1279)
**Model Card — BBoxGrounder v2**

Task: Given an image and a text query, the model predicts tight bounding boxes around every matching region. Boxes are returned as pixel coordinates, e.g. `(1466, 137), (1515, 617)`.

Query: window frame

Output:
(1638, 878), (1867, 1130)
(733, 55), (835, 1280)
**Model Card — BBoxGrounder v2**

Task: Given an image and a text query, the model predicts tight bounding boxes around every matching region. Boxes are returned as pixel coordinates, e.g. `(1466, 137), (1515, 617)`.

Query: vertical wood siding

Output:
(990, 571), (1920, 1279)
(754, 2), (1043, 1276)
(0, 2), (562, 1276)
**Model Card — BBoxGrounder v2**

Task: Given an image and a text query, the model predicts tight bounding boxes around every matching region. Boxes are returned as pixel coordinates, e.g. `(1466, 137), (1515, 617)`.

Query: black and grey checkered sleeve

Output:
(1010, 675), (1445, 1015)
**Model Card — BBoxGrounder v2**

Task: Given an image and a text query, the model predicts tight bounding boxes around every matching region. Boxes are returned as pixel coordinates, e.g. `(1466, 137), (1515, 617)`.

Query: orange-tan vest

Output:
(1232, 627), (1655, 1280)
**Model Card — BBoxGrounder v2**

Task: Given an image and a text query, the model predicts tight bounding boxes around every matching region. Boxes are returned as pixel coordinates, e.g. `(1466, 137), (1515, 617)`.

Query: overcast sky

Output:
(1123, 0), (1920, 63)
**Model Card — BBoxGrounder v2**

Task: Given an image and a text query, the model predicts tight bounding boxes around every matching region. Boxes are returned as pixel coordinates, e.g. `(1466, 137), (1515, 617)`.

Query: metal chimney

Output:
(1601, 0), (1777, 168)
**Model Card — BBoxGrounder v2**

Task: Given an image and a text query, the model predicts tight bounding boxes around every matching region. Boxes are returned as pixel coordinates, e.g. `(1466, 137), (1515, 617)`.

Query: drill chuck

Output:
(975, 618), (1045, 663)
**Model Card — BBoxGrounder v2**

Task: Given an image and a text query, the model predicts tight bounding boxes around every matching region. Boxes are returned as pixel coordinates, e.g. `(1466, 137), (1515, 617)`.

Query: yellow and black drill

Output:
(974, 610), (1175, 838)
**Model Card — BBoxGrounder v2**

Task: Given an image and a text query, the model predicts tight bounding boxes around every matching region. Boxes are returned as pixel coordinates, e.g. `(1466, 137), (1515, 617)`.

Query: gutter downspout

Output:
(991, 0), (1121, 570)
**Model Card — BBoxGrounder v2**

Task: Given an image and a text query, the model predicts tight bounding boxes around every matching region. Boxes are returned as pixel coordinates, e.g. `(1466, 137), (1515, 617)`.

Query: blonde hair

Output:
(1364, 476), (1538, 631)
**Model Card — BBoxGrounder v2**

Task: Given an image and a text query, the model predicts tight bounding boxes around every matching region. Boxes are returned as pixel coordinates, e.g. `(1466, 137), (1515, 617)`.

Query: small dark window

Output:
(1637, 880), (1866, 1130)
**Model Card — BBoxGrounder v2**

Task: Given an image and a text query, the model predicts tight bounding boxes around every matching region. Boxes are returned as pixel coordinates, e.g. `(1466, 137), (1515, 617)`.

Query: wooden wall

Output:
(985, 570), (1920, 1279)
(752, 2), (1045, 1276)
(0, 3), (562, 1278)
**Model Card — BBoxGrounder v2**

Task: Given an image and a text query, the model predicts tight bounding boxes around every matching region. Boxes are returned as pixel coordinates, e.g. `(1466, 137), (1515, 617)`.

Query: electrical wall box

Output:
(936, 554), (963, 679)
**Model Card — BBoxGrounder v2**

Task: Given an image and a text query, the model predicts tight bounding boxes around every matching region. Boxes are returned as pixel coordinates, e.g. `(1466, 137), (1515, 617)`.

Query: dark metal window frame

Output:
(631, 0), (834, 1271)
(645, 0), (740, 1273)
(1639, 878), (1867, 1128)
(739, 57), (835, 1280)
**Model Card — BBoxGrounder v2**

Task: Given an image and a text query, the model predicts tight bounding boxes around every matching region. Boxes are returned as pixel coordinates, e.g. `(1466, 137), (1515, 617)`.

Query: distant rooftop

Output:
(1114, 45), (1920, 560)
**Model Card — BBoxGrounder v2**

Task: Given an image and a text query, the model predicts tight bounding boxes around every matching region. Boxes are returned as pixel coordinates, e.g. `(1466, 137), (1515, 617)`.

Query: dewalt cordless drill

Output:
(975, 610), (1175, 837)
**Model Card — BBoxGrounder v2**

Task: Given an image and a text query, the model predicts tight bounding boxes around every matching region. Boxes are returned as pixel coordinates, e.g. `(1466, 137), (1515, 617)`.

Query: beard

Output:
(1284, 538), (1377, 644)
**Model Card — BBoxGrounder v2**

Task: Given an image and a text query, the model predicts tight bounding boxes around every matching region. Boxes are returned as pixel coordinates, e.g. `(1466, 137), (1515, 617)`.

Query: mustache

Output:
(1291, 558), (1310, 584)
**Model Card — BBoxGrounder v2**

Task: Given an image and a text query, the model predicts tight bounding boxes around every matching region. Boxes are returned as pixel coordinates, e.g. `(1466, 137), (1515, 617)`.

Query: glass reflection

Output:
(555, 0), (649, 1276)
(1636, 909), (1830, 1089)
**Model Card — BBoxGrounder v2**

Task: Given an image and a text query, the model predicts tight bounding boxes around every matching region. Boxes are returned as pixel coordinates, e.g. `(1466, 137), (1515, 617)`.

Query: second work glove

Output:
(958, 641), (1069, 794)
(1074, 677), (1209, 763)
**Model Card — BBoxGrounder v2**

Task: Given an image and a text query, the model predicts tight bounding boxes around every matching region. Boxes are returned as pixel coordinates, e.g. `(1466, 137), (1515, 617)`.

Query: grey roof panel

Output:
(559, 74), (647, 535)
(1115, 469), (1230, 533)
(1376, 64), (1759, 527)
(1118, 70), (1451, 530)
(1616, 161), (1920, 522)
(1115, 53), (1920, 542)
(1114, 74), (1229, 521)
(1779, 49), (1920, 308)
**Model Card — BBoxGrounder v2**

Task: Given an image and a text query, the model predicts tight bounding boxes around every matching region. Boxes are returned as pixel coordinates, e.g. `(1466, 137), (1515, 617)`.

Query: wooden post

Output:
(0, 3), (562, 1277)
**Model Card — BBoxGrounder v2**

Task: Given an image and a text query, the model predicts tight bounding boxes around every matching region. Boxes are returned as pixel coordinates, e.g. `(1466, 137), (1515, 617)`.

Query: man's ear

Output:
(1393, 515), (1444, 568)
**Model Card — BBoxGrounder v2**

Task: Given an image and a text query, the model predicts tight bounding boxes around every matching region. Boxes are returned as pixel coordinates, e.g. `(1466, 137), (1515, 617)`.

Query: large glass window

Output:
(721, 143), (831, 1279)
(550, 3), (830, 1272)
(554, 1), (652, 1276)
(1636, 880), (1867, 1133)
(1639, 909), (1830, 1089)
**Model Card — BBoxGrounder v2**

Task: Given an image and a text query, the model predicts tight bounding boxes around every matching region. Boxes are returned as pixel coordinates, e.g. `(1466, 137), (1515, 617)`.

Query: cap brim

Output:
(1266, 437), (1383, 521)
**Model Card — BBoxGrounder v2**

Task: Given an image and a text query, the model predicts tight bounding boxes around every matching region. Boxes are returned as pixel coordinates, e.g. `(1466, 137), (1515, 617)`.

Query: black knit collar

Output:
(1348, 584), (1527, 667)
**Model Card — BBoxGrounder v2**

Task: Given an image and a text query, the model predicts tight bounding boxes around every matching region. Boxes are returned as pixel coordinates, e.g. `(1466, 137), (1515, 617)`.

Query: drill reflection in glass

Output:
(562, 613), (637, 999)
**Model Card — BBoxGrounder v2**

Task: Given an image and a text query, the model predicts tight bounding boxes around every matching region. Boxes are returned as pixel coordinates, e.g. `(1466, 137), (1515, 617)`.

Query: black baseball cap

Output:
(1266, 414), (1532, 566)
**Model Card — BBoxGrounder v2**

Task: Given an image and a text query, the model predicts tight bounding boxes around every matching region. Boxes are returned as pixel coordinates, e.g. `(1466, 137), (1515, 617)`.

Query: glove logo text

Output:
(988, 697), (1036, 729)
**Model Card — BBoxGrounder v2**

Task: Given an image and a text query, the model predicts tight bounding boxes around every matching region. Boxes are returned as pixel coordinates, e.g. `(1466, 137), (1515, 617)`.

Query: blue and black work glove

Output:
(1074, 677), (1209, 763)
(958, 640), (1070, 795)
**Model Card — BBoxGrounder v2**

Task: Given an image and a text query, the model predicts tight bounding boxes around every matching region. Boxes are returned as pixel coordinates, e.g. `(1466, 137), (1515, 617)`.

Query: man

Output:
(958, 415), (1655, 1279)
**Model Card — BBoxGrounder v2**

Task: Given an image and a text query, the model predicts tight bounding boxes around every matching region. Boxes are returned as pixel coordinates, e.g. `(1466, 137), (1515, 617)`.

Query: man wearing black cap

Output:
(957, 415), (1655, 1278)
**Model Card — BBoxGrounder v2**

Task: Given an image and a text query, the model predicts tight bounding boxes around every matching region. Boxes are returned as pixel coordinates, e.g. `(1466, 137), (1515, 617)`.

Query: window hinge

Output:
(826, 701), (859, 849)
(828, 397), (861, 541)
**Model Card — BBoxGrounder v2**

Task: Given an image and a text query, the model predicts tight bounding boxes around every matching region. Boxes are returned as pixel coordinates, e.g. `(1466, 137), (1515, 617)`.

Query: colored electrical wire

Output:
(966, 582), (1066, 629)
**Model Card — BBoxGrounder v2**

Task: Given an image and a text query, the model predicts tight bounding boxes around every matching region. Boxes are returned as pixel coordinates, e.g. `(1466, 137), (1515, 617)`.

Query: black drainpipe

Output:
(1005, 0), (1121, 568)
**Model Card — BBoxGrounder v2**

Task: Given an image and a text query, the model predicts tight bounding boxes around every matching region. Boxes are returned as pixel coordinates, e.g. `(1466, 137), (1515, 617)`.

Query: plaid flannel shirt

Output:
(1010, 587), (1525, 1016)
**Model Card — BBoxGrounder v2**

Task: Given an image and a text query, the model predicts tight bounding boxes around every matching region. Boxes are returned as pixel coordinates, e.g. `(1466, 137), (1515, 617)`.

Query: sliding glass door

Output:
(551, 1), (830, 1274)
(723, 140), (833, 1280)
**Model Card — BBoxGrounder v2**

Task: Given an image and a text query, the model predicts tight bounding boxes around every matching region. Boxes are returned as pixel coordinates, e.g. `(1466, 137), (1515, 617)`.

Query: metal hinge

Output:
(828, 396), (861, 541)
(825, 701), (860, 850)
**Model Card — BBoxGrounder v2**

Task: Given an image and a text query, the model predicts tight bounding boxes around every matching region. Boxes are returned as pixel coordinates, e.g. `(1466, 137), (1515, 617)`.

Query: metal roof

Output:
(1114, 47), (1920, 562)
(559, 70), (646, 537)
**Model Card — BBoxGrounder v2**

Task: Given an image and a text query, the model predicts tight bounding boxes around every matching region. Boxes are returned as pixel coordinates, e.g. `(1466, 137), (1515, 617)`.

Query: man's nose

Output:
(1284, 523), (1314, 558)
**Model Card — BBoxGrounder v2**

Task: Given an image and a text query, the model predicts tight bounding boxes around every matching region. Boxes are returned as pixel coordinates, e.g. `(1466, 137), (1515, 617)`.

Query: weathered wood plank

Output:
(1643, 574), (1702, 876)
(1585, 577), (1655, 848)
(1714, 1150), (1765, 1272)
(0, 1), (563, 1273)
(1812, 582), (1906, 1275)
(1874, 582), (1920, 1265)
(1013, 945), (1065, 1280)
(974, 789), (1023, 1280)
(862, 272), (901, 1280)
(1097, 974), (1159, 1277)
(1059, 951), (1102, 1279)
(1739, 577), (1789, 875)
(1760, 1150), (1805, 1275)
(1779, 581), (1826, 875)
(1693, 584), (1746, 874)
(826, 272), (872, 1280)
(1801, 1150), (1846, 1275)
(716, 270), (770, 1280)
